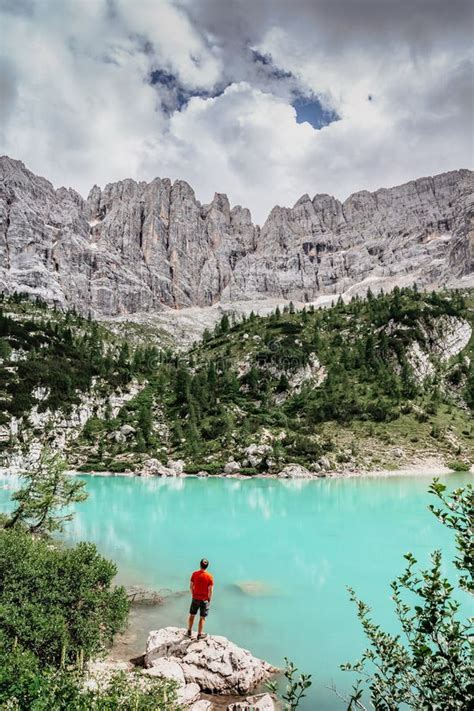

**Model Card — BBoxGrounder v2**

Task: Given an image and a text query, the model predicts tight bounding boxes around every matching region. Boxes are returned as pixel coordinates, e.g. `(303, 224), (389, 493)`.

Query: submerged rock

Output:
(125, 585), (164, 606)
(234, 581), (274, 596)
(144, 626), (277, 695)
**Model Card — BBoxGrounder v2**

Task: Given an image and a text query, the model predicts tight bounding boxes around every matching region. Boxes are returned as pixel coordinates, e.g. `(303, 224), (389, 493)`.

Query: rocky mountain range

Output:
(0, 156), (472, 317)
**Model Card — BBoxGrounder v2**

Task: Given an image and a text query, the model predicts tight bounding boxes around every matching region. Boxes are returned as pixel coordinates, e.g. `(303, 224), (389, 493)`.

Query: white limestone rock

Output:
(318, 456), (331, 471)
(242, 444), (272, 468)
(144, 627), (276, 695)
(142, 657), (185, 684)
(1, 156), (472, 317)
(189, 702), (212, 711)
(167, 458), (185, 474)
(142, 458), (183, 477)
(177, 682), (201, 705)
(277, 463), (312, 479)
(224, 460), (241, 474)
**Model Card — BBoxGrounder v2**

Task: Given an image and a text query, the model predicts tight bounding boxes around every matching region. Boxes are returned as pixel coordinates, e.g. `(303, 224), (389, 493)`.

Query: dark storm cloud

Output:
(180, 0), (473, 52)
(0, 57), (19, 138)
(0, 0), (34, 16)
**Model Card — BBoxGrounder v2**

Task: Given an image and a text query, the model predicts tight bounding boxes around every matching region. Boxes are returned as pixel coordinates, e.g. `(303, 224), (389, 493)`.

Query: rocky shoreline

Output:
(69, 457), (472, 480)
(88, 627), (279, 711)
(1, 455), (471, 483)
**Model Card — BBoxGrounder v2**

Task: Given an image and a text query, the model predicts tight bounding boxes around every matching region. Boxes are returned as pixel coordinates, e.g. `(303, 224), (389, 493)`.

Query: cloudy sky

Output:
(1, 0), (473, 223)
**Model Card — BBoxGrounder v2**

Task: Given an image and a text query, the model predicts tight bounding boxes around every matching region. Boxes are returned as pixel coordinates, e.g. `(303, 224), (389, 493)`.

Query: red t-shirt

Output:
(191, 569), (214, 601)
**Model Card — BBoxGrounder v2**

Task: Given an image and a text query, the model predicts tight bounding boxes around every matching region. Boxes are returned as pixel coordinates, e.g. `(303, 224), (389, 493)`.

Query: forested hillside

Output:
(1, 289), (472, 474)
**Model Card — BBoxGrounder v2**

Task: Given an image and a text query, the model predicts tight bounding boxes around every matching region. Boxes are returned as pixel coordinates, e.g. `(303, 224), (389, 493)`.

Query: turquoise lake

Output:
(0, 472), (471, 710)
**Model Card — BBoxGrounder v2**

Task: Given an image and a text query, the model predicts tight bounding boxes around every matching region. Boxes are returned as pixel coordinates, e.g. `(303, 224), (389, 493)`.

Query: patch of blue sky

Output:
(292, 96), (340, 129)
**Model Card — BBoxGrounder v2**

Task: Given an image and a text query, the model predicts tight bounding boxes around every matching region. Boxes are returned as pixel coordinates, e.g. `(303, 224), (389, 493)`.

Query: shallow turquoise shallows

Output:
(0, 472), (471, 710)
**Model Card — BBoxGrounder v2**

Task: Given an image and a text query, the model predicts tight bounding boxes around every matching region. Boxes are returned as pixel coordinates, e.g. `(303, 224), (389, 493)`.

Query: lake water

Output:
(0, 472), (471, 710)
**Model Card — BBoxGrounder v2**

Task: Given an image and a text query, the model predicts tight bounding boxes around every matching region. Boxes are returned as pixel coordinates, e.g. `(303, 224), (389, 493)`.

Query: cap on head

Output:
(200, 558), (209, 569)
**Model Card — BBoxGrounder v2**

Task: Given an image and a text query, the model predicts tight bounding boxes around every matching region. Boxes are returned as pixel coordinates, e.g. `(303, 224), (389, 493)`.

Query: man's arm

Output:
(190, 574), (194, 596)
(208, 583), (213, 602)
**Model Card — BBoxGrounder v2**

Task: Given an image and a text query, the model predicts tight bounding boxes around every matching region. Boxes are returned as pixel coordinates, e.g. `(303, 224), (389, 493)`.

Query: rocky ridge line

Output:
(0, 156), (472, 317)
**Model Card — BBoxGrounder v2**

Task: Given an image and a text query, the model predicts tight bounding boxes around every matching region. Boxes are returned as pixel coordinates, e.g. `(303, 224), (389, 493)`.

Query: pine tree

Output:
(138, 398), (153, 445)
(277, 373), (290, 393)
(175, 365), (191, 406)
(5, 449), (88, 534)
(219, 313), (230, 333)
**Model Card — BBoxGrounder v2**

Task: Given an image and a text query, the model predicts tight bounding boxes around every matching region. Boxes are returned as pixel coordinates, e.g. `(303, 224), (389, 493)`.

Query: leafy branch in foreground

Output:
(267, 657), (312, 710)
(339, 479), (473, 710)
(428, 479), (473, 594)
(4, 448), (87, 534)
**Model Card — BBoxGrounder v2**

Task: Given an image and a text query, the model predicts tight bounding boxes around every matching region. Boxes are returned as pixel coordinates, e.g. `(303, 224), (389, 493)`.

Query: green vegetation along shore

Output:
(0, 288), (472, 475)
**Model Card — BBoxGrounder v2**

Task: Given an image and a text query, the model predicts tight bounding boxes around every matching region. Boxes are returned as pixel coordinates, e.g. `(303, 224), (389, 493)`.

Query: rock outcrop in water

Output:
(0, 155), (472, 316)
(144, 626), (277, 695)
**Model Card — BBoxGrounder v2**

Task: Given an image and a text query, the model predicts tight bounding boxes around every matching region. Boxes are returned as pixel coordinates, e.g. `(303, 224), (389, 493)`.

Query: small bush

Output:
(430, 424), (441, 439)
(0, 529), (129, 666)
(109, 461), (135, 473)
(447, 460), (471, 472)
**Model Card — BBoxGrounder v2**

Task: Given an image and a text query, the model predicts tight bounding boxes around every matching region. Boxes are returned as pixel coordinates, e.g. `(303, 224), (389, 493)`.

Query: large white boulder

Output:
(167, 458), (185, 474)
(224, 460), (241, 474)
(142, 657), (185, 684)
(142, 458), (182, 477)
(242, 444), (272, 468)
(277, 463), (312, 479)
(189, 702), (212, 711)
(144, 627), (276, 695)
(177, 682), (201, 705)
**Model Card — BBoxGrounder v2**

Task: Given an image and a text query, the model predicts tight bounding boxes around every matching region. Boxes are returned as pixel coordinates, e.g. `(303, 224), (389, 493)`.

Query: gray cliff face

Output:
(0, 155), (472, 315)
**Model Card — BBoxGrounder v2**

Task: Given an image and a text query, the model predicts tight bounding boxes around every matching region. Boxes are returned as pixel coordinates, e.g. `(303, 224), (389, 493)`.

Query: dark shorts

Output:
(189, 598), (210, 617)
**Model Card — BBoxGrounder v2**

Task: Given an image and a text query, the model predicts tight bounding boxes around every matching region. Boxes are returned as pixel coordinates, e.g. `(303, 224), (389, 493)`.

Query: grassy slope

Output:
(70, 288), (473, 473)
(1, 290), (472, 473)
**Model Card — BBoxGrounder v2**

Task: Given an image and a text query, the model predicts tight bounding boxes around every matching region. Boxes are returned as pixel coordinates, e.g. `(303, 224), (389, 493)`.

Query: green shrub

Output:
(0, 529), (129, 666)
(0, 638), (180, 710)
(76, 461), (110, 472)
(447, 460), (471, 472)
(109, 461), (135, 473)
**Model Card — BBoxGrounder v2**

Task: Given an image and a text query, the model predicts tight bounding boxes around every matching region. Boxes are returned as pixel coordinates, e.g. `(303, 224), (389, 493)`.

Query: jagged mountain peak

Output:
(0, 156), (472, 316)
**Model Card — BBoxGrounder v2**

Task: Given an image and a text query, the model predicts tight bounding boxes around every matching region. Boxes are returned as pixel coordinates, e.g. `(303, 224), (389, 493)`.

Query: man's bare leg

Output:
(187, 614), (195, 634)
(198, 616), (206, 636)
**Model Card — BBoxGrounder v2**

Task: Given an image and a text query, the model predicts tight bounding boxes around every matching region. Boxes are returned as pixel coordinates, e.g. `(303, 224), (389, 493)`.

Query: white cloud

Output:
(116, 0), (222, 90)
(0, 0), (472, 224)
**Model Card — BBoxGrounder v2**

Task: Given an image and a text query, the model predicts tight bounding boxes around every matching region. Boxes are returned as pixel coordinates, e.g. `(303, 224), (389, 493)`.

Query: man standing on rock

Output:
(187, 558), (213, 639)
